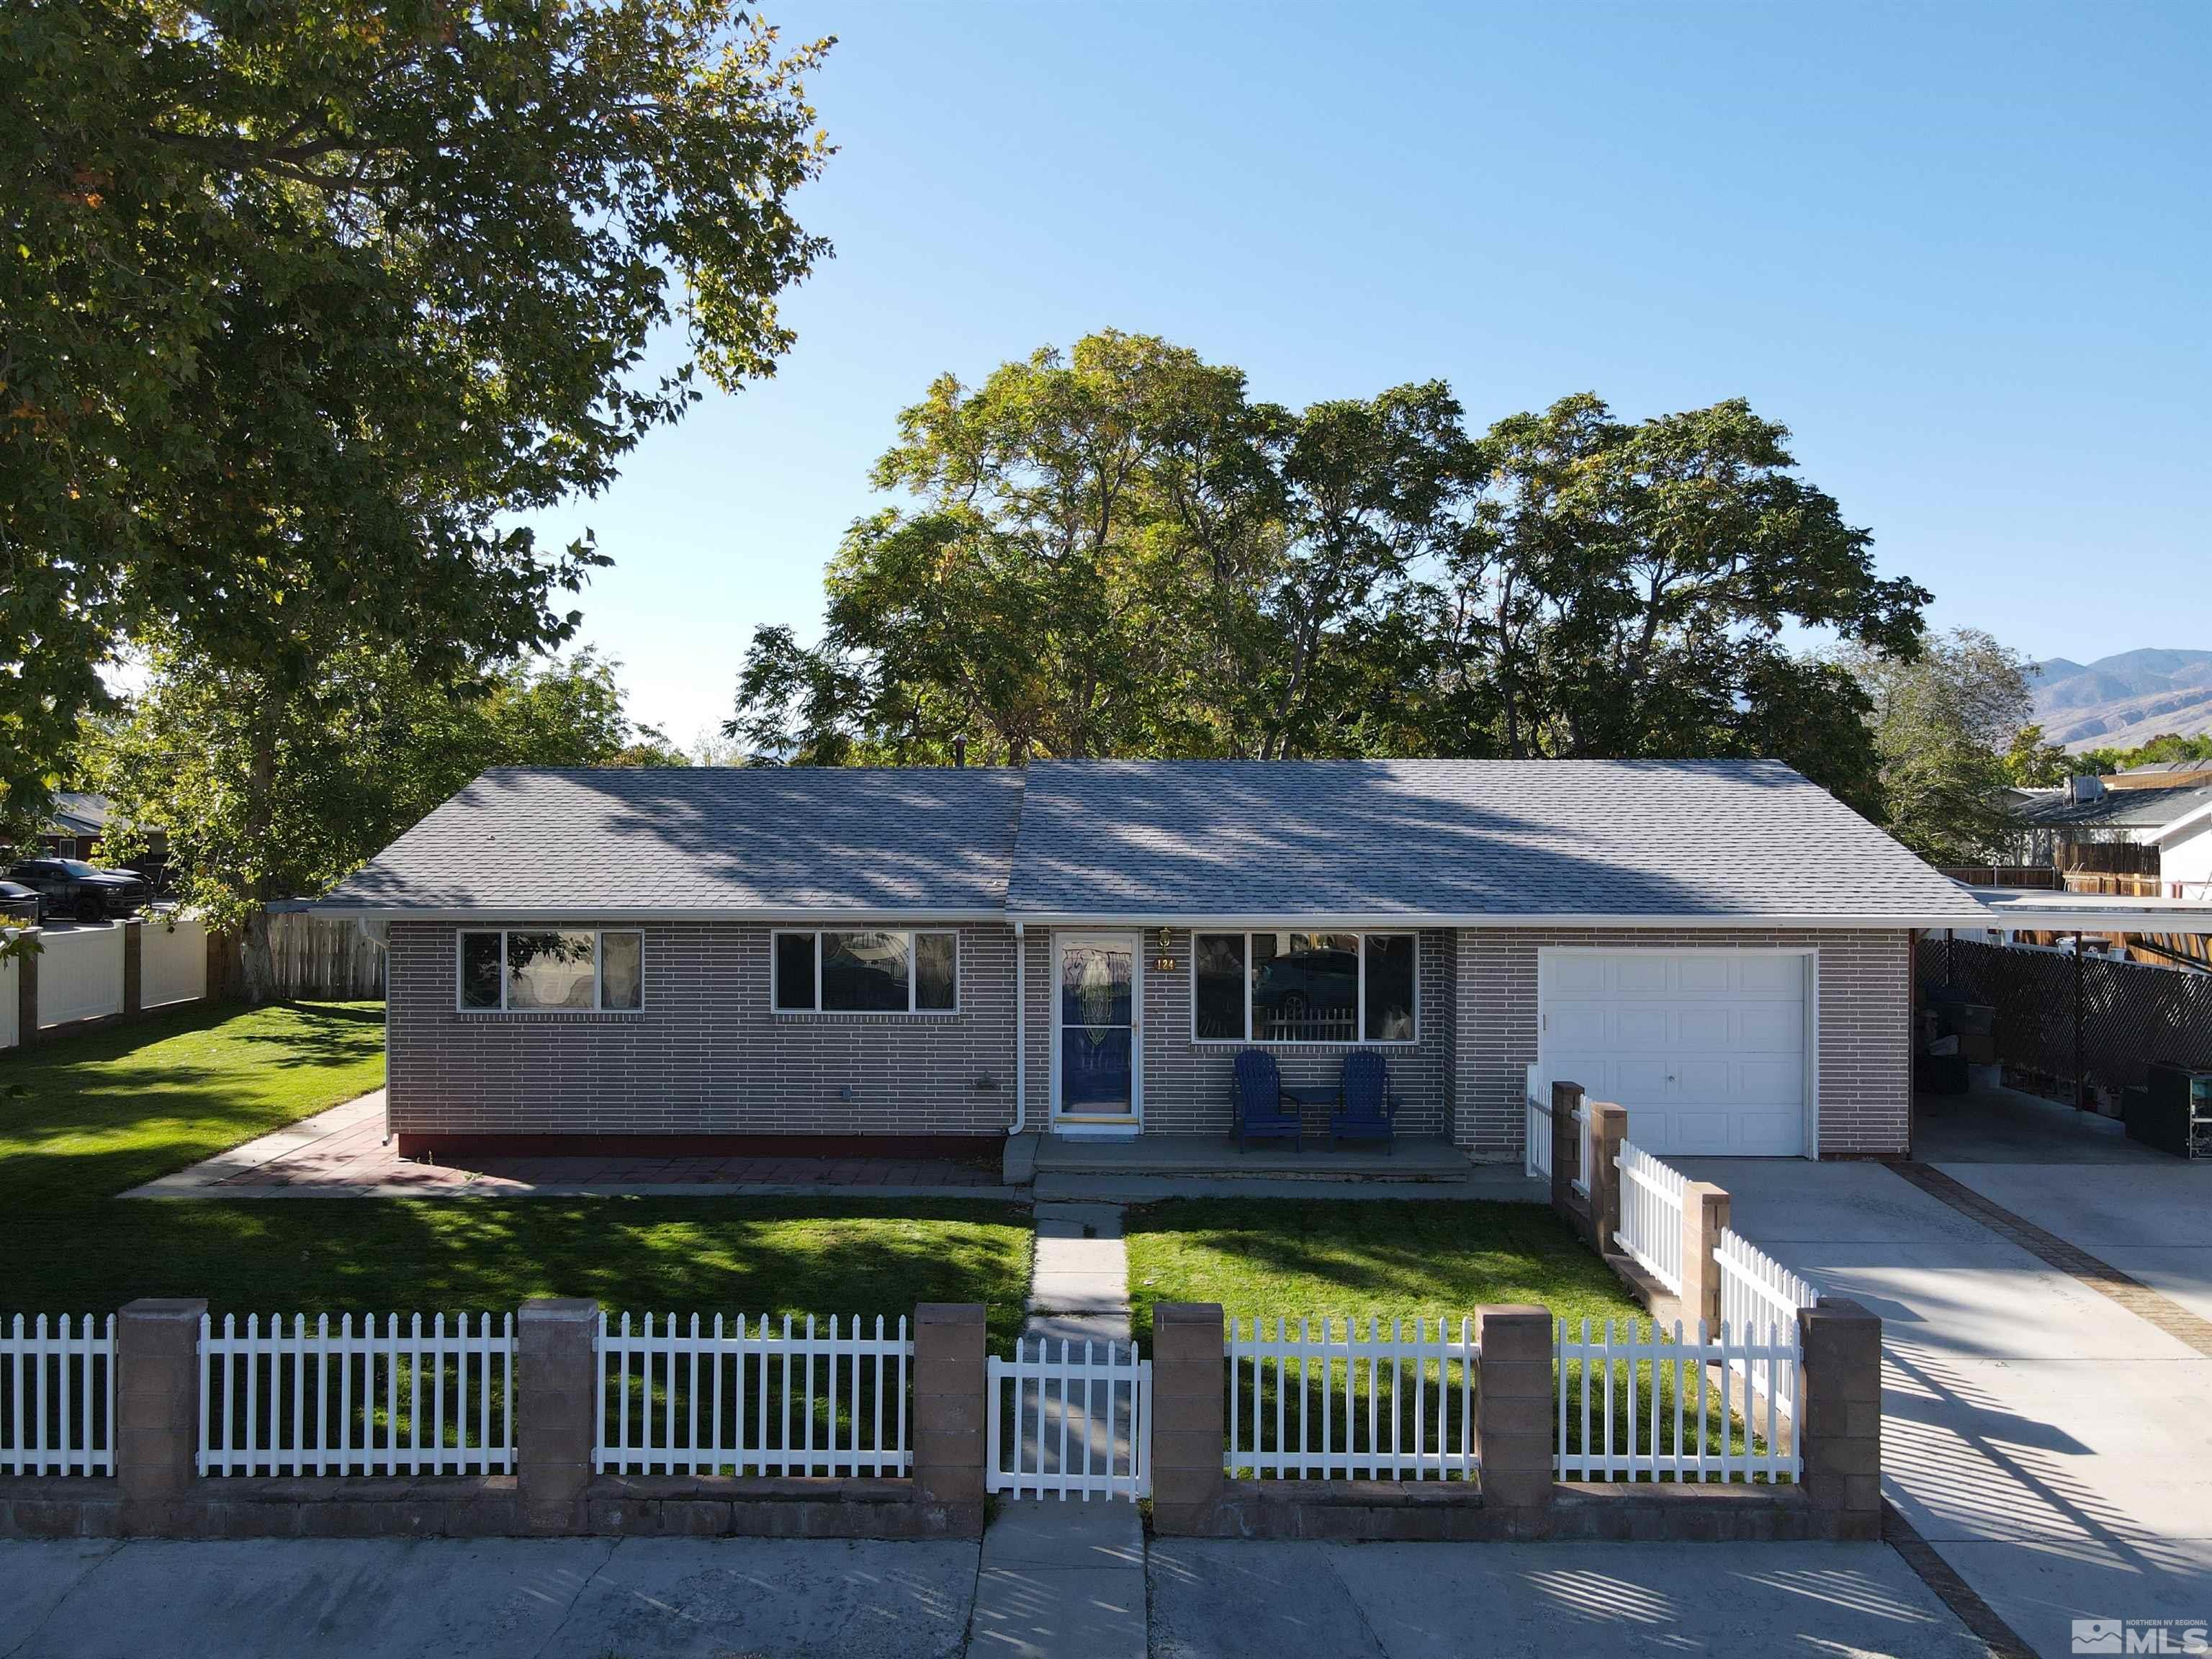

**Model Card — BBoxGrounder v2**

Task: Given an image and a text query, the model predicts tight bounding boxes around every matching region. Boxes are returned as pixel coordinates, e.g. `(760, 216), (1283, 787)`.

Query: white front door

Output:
(1539, 950), (1812, 1157)
(1053, 932), (1141, 1129)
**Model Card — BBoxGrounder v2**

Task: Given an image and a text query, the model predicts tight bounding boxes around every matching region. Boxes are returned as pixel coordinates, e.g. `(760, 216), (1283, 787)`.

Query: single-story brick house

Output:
(319, 757), (1995, 1164)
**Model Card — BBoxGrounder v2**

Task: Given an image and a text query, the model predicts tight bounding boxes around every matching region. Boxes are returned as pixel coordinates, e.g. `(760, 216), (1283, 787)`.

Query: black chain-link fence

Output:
(1918, 935), (2212, 1098)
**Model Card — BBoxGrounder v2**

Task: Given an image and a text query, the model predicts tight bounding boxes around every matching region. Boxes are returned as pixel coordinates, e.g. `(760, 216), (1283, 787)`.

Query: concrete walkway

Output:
(1683, 1156), (2212, 1659)
(962, 1201), (1146, 1659)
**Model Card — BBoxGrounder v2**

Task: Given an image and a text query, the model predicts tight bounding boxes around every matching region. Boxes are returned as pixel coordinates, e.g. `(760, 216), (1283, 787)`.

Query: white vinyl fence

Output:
(1, 1315), (114, 1475)
(140, 917), (207, 1009)
(1556, 1318), (1799, 1484)
(199, 1313), (515, 1476)
(0, 956), (16, 1049)
(37, 925), (124, 1029)
(596, 1313), (911, 1477)
(987, 1336), (1150, 1501)
(1226, 1316), (1478, 1481)
(1524, 1066), (1551, 1179)
(1613, 1141), (1687, 1295)
(1717, 1229), (1819, 1419)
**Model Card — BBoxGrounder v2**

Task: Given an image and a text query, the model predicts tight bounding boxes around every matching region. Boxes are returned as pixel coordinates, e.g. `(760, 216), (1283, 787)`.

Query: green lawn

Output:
(0, 1003), (1033, 1349)
(1125, 1197), (1649, 1346)
(1126, 1198), (1751, 1475)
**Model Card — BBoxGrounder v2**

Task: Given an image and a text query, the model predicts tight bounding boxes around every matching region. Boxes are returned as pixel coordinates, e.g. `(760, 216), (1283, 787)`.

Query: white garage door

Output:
(1539, 951), (1809, 1158)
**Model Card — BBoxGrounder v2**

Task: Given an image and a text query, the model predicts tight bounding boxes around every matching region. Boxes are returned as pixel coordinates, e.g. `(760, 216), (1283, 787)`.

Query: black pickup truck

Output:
(4, 858), (153, 923)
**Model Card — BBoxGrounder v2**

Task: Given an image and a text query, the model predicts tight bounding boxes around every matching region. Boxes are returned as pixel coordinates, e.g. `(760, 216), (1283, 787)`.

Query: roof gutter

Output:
(307, 905), (1008, 925)
(1002, 909), (1998, 930)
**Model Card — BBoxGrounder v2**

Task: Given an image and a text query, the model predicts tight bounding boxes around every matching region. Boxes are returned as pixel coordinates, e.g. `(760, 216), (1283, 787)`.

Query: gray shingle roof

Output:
(323, 767), (1024, 914)
(322, 757), (1990, 924)
(2010, 783), (2212, 830)
(1004, 758), (1990, 922)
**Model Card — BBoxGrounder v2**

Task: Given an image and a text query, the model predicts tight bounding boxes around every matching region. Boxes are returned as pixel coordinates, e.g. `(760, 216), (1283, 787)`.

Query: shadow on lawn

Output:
(0, 1001), (385, 1209)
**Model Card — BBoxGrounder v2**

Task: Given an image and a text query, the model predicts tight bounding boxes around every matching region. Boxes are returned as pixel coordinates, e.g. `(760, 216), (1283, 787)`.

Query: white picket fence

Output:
(1717, 1229), (1819, 1418)
(1613, 1141), (1687, 1296)
(1, 1315), (114, 1475)
(1556, 1317), (1799, 1483)
(1226, 1316), (1478, 1481)
(140, 916), (207, 1009)
(198, 1313), (515, 1476)
(987, 1336), (1150, 1501)
(596, 1313), (911, 1477)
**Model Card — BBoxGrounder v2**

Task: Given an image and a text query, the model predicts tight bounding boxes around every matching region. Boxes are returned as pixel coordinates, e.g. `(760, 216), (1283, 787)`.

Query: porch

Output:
(1006, 1130), (1547, 1202)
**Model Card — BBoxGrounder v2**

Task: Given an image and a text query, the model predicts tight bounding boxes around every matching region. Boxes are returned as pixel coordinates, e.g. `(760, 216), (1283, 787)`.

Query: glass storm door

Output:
(1056, 935), (1138, 1120)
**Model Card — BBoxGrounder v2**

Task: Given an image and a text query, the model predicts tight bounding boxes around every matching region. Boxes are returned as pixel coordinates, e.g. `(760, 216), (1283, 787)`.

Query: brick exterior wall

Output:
(388, 919), (1910, 1159)
(1451, 927), (1914, 1162)
(385, 920), (1017, 1141)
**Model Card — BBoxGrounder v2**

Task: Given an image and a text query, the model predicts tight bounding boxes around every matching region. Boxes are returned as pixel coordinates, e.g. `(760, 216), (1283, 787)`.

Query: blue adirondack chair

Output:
(1231, 1049), (1301, 1151)
(1330, 1051), (1399, 1151)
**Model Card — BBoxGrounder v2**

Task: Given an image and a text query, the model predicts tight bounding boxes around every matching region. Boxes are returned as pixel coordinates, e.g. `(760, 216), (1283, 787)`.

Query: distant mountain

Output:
(2033, 649), (2212, 752)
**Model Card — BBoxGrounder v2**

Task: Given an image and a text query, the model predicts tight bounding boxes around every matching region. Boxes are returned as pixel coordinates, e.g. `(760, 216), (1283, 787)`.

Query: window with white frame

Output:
(772, 929), (959, 1014)
(1192, 930), (1416, 1044)
(457, 929), (644, 1012)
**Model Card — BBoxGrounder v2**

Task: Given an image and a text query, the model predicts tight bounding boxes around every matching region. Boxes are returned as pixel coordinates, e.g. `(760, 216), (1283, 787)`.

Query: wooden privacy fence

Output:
(243, 911), (386, 1001)
(1920, 933), (2212, 1098)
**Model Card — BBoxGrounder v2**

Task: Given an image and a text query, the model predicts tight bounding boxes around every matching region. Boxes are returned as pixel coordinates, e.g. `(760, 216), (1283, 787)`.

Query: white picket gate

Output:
(199, 1312), (515, 1476)
(1613, 1141), (1687, 1295)
(595, 1312), (911, 1476)
(1226, 1316), (1478, 1480)
(987, 1336), (1150, 1501)
(1524, 1066), (1551, 1179)
(1555, 1317), (1799, 1483)
(1717, 1228), (1819, 1418)
(1, 1315), (114, 1475)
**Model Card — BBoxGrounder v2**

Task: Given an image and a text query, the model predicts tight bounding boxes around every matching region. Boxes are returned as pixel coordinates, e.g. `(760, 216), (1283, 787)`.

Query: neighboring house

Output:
(37, 793), (170, 883)
(2010, 775), (2212, 900)
(318, 759), (1994, 1164)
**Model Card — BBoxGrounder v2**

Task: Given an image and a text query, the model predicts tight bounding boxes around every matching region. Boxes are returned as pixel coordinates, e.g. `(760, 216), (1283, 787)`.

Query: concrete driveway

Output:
(1680, 1151), (2212, 1659)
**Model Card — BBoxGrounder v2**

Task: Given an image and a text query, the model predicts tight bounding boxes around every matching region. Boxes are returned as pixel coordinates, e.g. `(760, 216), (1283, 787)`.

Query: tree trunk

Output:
(239, 714), (279, 1005)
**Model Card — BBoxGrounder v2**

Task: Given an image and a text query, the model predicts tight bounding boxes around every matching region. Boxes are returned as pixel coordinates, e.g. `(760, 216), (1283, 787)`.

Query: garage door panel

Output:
(1678, 1007), (1731, 1047)
(1676, 956), (1731, 993)
(1540, 950), (1809, 1159)
(1736, 956), (1805, 997)
(1738, 1004), (1803, 1051)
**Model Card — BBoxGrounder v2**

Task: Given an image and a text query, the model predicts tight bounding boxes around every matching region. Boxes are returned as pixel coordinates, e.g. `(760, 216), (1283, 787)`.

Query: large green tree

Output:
(84, 640), (682, 994)
(1843, 627), (2036, 863)
(1, 0), (830, 830)
(729, 333), (1923, 819)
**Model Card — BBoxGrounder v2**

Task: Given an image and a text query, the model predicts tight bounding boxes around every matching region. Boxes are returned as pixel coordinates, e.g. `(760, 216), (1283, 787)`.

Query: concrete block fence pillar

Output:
(912, 1302), (987, 1535)
(1798, 1299), (1883, 1539)
(14, 930), (39, 1047)
(1149, 1303), (1226, 1534)
(1548, 1081), (1584, 1219)
(516, 1298), (600, 1534)
(1475, 1304), (1555, 1533)
(1678, 1181), (1732, 1333)
(1586, 1101), (1627, 1256)
(121, 917), (143, 1017)
(116, 1297), (206, 1532)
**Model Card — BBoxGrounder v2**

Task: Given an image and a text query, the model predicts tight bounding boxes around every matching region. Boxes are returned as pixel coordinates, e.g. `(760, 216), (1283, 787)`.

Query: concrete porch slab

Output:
(1033, 1133), (1476, 1180)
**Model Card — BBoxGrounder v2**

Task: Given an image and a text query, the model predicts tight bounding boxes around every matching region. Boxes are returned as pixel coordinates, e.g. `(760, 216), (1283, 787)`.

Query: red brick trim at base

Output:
(0, 1473), (978, 1542)
(392, 1131), (1001, 1161)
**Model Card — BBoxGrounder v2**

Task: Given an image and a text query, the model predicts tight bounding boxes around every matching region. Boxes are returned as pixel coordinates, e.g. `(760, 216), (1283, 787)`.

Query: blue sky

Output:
(523, 0), (2212, 747)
